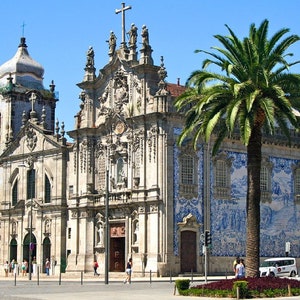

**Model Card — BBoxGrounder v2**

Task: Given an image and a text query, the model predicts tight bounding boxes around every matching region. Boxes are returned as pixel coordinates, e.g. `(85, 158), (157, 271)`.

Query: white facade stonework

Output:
(0, 20), (300, 277)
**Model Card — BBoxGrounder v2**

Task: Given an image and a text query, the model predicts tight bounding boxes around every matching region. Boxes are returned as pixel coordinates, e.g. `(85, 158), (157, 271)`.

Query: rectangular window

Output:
(260, 166), (268, 191)
(179, 153), (197, 198)
(295, 169), (300, 195)
(68, 228), (71, 239)
(214, 157), (231, 199)
(216, 160), (226, 187)
(181, 155), (194, 185)
(69, 185), (74, 195)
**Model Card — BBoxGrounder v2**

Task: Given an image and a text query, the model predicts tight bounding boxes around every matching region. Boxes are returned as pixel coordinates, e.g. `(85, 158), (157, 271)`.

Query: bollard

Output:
(59, 270), (61, 285)
(288, 284), (291, 296)
(14, 272), (16, 286)
(37, 266), (39, 286)
(236, 286), (240, 300)
(150, 270), (152, 284)
(191, 269), (193, 283)
(169, 268), (172, 283)
(81, 271), (83, 285)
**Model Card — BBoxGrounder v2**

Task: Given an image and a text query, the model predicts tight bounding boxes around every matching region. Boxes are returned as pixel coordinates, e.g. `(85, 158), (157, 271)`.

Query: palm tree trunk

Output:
(246, 125), (262, 277)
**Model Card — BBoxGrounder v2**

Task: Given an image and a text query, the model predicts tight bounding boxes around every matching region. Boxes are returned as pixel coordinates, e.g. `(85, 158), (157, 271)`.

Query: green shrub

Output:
(175, 279), (190, 294)
(232, 280), (249, 299)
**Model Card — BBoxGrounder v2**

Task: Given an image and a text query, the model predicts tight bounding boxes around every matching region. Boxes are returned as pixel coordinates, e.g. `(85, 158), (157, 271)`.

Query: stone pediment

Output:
(0, 121), (65, 159)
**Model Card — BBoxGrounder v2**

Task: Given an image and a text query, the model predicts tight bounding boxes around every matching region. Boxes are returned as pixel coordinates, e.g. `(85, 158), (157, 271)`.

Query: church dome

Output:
(0, 37), (44, 90)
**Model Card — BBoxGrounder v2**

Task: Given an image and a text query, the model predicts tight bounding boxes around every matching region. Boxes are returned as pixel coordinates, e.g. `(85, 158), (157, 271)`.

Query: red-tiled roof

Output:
(166, 83), (186, 97)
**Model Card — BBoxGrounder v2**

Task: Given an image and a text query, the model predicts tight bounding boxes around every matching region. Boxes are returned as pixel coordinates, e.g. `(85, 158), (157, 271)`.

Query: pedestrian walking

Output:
(124, 258), (133, 284)
(4, 261), (9, 277)
(45, 258), (50, 276)
(21, 259), (28, 276)
(235, 258), (245, 279)
(93, 260), (100, 276)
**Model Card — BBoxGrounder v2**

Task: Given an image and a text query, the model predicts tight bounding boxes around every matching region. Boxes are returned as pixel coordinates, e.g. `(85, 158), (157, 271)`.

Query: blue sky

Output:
(1, 0), (300, 135)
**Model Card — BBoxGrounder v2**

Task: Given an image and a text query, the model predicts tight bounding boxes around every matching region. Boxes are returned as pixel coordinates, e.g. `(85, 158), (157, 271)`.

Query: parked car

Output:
(259, 257), (297, 277)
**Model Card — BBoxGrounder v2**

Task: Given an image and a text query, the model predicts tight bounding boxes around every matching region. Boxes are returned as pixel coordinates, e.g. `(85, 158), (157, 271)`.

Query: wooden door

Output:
(110, 237), (125, 272)
(180, 231), (197, 273)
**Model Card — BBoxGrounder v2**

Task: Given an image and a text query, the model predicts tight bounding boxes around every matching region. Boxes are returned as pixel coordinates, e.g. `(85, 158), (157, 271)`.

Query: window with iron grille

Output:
(294, 168), (300, 203)
(213, 153), (232, 199)
(260, 158), (272, 203)
(179, 153), (198, 198)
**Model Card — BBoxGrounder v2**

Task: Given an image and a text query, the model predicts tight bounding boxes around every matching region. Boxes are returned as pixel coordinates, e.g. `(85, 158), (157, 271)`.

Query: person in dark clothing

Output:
(124, 258), (133, 284)
(93, 260), (100, 276)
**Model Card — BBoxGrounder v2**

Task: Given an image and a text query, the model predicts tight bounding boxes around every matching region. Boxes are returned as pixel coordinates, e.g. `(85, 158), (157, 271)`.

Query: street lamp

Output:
(28, 168), (34, 281)
(105, 169), (109, 284)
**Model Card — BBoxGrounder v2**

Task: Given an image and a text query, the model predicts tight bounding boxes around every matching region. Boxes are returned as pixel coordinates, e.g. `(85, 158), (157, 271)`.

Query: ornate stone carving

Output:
(150, 204), (158, 213)
(11, 220), (17, 235)
(114, 70), (129, 109)
(138, 206), (145, 214)
(26, 126), (37, 151)
(147, 126), (158, 162)
(178, 213), (200, 229)
(86, 46), (94, 68)
(44, 218), (51, 235)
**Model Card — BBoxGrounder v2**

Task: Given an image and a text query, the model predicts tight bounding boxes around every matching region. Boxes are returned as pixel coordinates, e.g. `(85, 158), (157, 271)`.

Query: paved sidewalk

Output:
(0, 273), (299, 300)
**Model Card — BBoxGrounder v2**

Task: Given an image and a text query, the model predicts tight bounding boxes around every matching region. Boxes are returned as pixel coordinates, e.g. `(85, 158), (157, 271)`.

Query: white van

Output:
(259, 257), (297, 277)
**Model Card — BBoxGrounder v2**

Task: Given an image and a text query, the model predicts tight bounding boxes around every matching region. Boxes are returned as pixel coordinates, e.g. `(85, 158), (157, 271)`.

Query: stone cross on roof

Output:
(30, 92), (37, 112)
(21, 21), (26, 37)
(115, 2), (132, 48)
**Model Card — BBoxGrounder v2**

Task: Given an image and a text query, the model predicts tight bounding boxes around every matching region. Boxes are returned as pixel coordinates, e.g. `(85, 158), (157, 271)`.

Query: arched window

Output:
(12, 180), (18, 206)
(27, 169), (35, 199)
(45, 175), (51, 203)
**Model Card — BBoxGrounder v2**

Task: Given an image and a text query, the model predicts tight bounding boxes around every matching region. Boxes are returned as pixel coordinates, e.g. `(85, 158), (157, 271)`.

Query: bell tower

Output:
(0, 37), (58, 153)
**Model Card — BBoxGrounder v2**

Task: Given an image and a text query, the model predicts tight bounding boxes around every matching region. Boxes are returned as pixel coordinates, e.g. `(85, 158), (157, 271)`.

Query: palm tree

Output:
(175, 19), (300, 277)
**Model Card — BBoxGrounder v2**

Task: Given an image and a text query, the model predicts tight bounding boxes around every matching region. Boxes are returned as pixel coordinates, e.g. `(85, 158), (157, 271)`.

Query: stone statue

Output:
(107, 31), (117, 56)
(127, 23), (138, 48)
(98, 222), (104, 246)
(86, 46), (94, 67)
(141, 25), (149, 49)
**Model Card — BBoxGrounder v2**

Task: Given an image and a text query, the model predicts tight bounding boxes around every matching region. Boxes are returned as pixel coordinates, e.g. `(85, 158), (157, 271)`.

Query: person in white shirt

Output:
(235, 258), (245, 279)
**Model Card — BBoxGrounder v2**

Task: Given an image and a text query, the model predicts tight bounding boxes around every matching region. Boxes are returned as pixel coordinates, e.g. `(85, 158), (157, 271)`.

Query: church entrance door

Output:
(10, 238), (18, 262)
(180, 230), (197, 273)
(110, 223), (125, 272)
(42, 237), (51, 273)
(23, 233), (37, 272)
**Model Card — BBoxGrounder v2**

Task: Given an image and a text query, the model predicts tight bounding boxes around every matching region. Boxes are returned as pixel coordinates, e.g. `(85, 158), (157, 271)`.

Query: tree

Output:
(175, 19), (300, 277)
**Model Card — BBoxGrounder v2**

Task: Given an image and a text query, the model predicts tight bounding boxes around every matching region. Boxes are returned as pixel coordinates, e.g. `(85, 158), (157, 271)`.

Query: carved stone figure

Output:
(97, 222), (104, 246)
(86, 46), (94, 67)
(141, 25), (149, 49)
(128, 23), (138, 48)
(107, 31), (117, 56)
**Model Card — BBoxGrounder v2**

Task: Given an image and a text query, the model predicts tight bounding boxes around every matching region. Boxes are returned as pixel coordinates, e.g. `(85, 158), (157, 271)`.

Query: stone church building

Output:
(0, 18), (300, 276)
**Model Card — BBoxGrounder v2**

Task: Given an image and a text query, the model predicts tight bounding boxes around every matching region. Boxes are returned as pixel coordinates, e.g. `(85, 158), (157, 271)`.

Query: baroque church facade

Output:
(0, 17), (300, 276)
